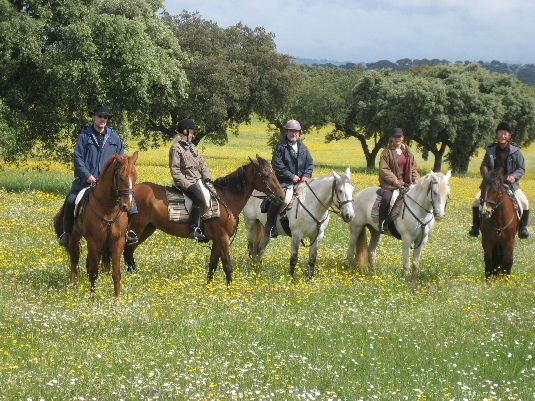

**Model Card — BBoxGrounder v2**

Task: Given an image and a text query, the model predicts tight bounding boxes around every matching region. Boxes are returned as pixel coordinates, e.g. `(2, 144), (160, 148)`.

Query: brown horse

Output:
(53, 151), (139, 297)
(479, 168), (519, 280)
(123, 155), (285, 284)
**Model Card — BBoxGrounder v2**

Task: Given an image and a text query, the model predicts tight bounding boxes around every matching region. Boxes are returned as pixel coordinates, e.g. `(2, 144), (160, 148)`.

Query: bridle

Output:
(480, 178), (517, 237)
(296, 175), (352, 247)
(254, 163), (280, 203)
(110, 160), (135, 206)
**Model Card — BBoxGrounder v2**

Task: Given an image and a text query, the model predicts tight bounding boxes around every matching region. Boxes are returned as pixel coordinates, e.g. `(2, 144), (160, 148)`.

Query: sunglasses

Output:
(96, 115), (109, 119)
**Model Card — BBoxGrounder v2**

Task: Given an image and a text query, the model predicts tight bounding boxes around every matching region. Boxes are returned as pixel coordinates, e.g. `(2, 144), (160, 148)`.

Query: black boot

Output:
(189, 205), (205, 240)
(264, 201), (279, 238)
(468, 206), (480, 237)
(59, 201), (75, 246)
(126, 213), (139, 245)
(519, 209), (530, 239)
(378, 197), (389, 234)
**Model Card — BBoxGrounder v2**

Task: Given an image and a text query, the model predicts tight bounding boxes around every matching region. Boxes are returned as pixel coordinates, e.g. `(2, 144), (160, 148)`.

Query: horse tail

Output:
(53, 207), (64, 239)
(101, 248), (111, 272)
(355, 229), (368, 272)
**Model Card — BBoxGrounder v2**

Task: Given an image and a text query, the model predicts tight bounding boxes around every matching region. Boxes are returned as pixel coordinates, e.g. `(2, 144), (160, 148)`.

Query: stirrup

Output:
(189, 226), (206, 240)
(126, 229), (138, 245)
(58, 232), (70, 247)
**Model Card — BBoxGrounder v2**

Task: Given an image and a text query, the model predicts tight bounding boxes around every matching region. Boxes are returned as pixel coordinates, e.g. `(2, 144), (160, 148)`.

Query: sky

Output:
(164, 0), (534, 65)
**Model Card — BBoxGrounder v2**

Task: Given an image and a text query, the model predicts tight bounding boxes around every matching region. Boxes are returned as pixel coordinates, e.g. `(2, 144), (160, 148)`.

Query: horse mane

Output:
(98, 153), (116, 181)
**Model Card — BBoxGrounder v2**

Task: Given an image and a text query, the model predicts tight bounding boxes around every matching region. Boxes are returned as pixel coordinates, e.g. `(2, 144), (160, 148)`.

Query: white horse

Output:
(347, 170), (451, 281)
(244, 168), (355, 278)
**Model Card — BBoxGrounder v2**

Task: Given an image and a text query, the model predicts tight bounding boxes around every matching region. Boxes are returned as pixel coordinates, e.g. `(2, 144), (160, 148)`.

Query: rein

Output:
(85, 159), (131, 244)
(296, 177), (351, 247)
(481, 182), (518, 237)
(400, 178), (439, 249)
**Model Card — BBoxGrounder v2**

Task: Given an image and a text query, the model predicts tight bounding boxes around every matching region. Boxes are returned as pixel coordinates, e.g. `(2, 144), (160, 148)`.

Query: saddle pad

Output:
(166, 188), (220, 223)
(371, 193), (403, 224)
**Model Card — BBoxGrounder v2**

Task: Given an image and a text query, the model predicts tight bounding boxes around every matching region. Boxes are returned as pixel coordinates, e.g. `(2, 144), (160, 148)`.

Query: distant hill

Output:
(292, 57), (535, 86)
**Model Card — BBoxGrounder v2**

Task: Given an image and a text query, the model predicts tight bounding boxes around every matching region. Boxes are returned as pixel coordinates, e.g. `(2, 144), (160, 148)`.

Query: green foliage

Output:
(158, 11), (301, 146)
(0, 0), (187, 164)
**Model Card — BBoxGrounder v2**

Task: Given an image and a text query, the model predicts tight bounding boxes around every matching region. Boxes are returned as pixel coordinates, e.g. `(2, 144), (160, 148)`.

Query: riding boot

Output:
(468, 206), (480, 237)
(264, 201), (279, 238)
(125, 213), (139, 245)
(189, 205), (205, 240)
(519, 209), (530, 239)
(59, 201), (75, 246)
(378, 197), (389, 234)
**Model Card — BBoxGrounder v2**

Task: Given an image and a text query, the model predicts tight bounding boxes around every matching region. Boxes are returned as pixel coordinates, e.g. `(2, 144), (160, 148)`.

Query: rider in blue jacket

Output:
(58, 105), (138, 246)
(265, 119), (314, 238)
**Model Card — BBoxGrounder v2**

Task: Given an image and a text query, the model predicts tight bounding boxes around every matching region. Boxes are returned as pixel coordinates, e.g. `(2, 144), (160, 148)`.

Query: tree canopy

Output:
(0, 0), (189, 164)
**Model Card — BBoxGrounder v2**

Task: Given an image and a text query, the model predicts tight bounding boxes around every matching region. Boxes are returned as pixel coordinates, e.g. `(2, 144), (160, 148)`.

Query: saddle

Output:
(371, 188), (403, 224)
(166, 181), (220, 223)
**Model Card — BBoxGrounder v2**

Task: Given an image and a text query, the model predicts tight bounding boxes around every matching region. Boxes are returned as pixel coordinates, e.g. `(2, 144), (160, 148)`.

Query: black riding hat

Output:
(177, 118), (198, 135)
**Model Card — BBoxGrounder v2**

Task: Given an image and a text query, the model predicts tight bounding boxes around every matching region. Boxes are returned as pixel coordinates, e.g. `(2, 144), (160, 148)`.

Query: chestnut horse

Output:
(123, 155), (285, 284)
(53, 151), (139, 297)
(479, 169), (519, 279)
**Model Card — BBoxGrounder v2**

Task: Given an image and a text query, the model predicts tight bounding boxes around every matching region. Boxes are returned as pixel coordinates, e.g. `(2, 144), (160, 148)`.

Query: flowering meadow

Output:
(1, 124), (534, 400)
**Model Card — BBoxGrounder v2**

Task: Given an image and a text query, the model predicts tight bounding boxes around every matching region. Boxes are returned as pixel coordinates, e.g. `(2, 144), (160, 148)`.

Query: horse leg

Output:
(289, 236), (300, 277)
(347, 226), (361, 270)
(308, 229), (326, 278)
(207, 241), (222, 284)
(218, 237), (233, 285)
(401, 236), (413, 281)
(86, 246), (100, 293)
(246, 220), (265, 264)
(367, 230), (381, 275)
(124, 224), (156, 272)
(111, 248), (123, 298)
(483, 242), (495, 280)
(68, 235), (81, 285)
(410, 234), (429, 282)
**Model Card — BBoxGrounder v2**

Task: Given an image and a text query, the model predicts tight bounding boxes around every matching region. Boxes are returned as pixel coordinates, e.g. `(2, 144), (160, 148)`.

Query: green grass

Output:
(1, 122), (534, 400)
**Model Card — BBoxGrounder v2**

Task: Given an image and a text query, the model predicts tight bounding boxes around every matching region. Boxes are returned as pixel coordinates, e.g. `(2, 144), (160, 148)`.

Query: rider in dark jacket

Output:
(58, 105), (138, 246)
(265, 119), (313, 238)
(469, 122), (530, 239)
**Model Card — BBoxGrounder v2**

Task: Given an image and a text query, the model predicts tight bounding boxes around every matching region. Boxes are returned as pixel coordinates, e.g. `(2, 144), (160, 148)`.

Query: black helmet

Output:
(90, 105), (112, 118)
(177, 119), (198, 134)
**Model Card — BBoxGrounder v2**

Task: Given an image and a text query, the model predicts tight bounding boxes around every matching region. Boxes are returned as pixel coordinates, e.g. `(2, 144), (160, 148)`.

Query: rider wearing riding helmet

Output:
(169, 118), (212, 240)
(469, 122), (530, 239)
(265, 119), (314, 238)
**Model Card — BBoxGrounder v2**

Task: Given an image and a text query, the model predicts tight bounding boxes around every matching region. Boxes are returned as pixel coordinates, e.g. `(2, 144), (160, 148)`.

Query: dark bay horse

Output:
(53, 151), (139, 297)
(123, 155), (285, 284)
(479, 169), (519, 279)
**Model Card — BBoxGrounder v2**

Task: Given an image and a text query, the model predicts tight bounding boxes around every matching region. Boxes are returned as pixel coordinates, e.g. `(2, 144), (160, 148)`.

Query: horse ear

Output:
(445, 170), (451, 180)
(345, 167), (351, 179)
(249, 156), (259, 166)
(132, 151), (139, 163)
(332, 170), (340, 180)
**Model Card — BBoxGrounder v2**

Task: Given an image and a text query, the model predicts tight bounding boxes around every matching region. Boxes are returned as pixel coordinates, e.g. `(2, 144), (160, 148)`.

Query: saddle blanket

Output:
(166, 186), (220, 223)
(371, 192), (403, 224)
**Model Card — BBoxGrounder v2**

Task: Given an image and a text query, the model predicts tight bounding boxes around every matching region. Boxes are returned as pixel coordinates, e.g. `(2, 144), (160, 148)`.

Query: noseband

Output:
(330, 176), (353, 215)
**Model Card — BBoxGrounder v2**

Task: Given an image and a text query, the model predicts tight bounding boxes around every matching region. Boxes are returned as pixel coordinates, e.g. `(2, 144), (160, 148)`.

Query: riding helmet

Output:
(285, 119), (301, 131)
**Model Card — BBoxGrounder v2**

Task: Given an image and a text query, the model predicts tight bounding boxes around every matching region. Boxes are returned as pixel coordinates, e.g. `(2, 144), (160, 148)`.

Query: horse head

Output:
(426, 169), (451, 220)
(250, 154), (285, 204)
(332, 168), (355, 222)
(113, 151), (138, 212)
(480, 169), (504, 219)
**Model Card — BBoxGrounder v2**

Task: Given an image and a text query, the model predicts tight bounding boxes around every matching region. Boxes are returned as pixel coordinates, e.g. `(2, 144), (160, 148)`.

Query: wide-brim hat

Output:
(90, 105), (112, 118)
(390, 127), (403, 137)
